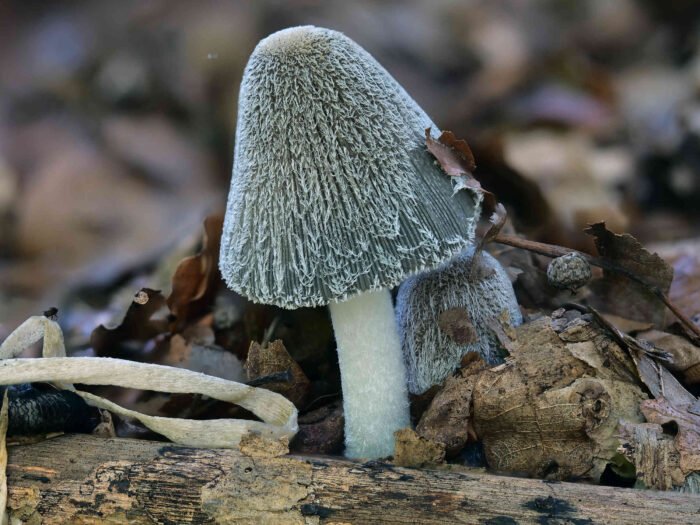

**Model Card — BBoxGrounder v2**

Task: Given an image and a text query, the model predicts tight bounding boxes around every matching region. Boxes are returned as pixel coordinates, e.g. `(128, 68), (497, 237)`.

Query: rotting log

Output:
(5, 434), (699, 524)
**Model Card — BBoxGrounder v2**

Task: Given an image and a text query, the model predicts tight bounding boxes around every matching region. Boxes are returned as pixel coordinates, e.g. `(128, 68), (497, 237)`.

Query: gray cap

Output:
(396, 247), (523, 394)
(220, 26), (482, 308)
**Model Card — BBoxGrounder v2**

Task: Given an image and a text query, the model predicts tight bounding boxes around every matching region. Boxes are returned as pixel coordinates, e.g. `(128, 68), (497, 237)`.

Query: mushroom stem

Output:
(328, 288), (410, 458)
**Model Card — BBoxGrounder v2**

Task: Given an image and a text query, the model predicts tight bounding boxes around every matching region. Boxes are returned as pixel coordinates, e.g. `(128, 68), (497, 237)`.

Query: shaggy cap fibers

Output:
(220, 26), (482, 308)
(396, 248), (522, 394)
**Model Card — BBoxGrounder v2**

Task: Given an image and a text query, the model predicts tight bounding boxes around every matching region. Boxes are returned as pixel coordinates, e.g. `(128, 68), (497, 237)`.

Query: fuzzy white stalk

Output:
(328, 288), (410, 458)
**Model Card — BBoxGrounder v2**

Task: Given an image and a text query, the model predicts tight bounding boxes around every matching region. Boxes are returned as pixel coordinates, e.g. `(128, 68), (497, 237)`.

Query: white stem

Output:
(328, 288), (410, 458)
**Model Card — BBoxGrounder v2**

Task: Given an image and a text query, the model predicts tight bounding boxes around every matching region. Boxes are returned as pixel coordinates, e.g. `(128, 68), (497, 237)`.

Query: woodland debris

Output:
(238, 430), (290, 458)
(617, 420), (685, 490)
(392, 427), (446, 468)
(585, 222), (674, 327)
(425, 128), (507, 258)
(547, 252), (592, 290)
(640, 397), (700, 473)
(160, 334), (245, 382)
(6, 434), (699, 524)
(0, 314), (298, 448)
(416, 353), (485, 456)
(167, 214), (224, 333)
(90, 288), (168, 358)
(494, 227), (700, 340)
(637, 329), (700, 386)
(417, 310), (647, 481)
(290, 401), (344, 455)
(438, 307), (477, 345)
(245, 339), (311, 409)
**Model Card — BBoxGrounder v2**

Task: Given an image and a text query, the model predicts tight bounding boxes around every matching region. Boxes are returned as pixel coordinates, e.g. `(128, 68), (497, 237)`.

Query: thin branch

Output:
(494, 233), (700, 341)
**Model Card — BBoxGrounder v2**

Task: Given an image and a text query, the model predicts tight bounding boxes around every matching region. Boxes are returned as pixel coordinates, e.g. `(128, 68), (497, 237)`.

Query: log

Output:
(5, 434), (699, 524)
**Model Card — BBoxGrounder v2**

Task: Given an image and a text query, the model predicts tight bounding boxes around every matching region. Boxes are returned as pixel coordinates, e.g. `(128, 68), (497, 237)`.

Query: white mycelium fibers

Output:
(396, 248), (522, 394)
(220, 26), (481, 309)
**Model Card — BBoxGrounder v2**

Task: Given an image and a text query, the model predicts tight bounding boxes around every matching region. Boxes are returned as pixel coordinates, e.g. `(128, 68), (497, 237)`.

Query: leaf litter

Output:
(0, 129), (698, 494)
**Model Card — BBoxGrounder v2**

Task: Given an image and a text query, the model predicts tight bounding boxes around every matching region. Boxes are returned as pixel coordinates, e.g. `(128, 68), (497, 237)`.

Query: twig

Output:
(494, 233), (700, 340)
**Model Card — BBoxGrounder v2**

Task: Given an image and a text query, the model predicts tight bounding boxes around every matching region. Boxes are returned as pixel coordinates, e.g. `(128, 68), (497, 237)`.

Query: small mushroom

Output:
(220, 26), (482, 458)
(396, 247), (522, 394)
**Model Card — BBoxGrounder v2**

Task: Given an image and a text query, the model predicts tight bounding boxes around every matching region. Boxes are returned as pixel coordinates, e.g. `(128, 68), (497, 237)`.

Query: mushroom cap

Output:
(221, 26), (482, 308)
(396, 247), (522, 394)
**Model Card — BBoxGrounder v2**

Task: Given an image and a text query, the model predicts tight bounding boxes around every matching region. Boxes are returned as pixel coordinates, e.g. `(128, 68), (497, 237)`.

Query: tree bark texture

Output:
(5, 434), (699, 524)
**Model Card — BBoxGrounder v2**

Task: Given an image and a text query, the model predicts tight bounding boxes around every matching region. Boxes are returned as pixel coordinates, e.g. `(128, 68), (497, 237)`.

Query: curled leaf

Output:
(585, 222), (674, 326)
(90, 288), (168, 358)
(167, 214), (225, 332)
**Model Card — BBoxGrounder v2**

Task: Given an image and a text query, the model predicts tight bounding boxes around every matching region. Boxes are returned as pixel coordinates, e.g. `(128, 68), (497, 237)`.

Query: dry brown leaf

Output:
(473, 320), (646, 482)
(425, 128), (507, 260)
(438, 307), (477, 345)
(640, 397), (700, 473)
(425, 128), (476, 175)
(90, 288), (168, 358)
(631, 353), (696, 410)
(245, 340), (311, 409)
(637, 330), (700, 386)
(393, 427), (446, 468)
(419, 312), (647, 481)
(167, 214), (224, 333)
(585, 222), (674, 326)
(416, 354), (485, 457)
(668, 254), (700, 323)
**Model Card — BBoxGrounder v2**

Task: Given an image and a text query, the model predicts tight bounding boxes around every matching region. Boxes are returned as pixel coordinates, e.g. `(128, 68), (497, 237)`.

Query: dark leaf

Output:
(90, 288), (168, 358)
(585, 222), (674, 326)
(167, 214), (224, 333)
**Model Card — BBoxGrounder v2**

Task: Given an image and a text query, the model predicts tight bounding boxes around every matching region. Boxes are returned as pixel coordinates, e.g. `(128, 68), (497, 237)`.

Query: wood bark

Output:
(5, 434), (699, 524)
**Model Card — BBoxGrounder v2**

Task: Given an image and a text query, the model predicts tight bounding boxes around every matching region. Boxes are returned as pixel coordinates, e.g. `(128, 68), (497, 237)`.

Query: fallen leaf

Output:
(425, 128), (476, 175)
(425, 128), (506, 259)
(438, 307), (477, 345)
(90, 288), (168, 358)
(416, 354), (485, 456)
(668, 254), (700, 323)
(245, 339), (311, 409)
(160, 334), (245, 382)
(167, 214), (224, 333)
(418, 311), (647, 481)
(631, 353), (696, 410)
(637, 330), (700, 386)
(585, 222), (674, 326)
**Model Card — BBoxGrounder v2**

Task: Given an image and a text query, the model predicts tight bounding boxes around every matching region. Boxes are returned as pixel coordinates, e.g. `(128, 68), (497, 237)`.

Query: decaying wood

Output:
(5, 434), (699, 524)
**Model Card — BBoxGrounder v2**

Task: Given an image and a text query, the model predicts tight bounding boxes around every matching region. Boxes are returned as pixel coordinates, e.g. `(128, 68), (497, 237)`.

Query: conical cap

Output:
(221, 26), (481, 308)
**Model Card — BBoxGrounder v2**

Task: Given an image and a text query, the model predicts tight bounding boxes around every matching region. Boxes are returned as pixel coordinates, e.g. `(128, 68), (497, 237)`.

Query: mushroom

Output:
(396, 247), (522, 394)
(220, 26), (482, 458)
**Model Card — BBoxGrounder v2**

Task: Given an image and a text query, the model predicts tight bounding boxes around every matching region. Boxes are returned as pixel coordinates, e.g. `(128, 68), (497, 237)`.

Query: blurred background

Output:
(1, 0), (699, 341)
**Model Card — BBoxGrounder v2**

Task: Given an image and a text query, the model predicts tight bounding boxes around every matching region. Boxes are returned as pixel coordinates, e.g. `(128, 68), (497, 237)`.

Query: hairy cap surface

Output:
(221, 26), (481, 308)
